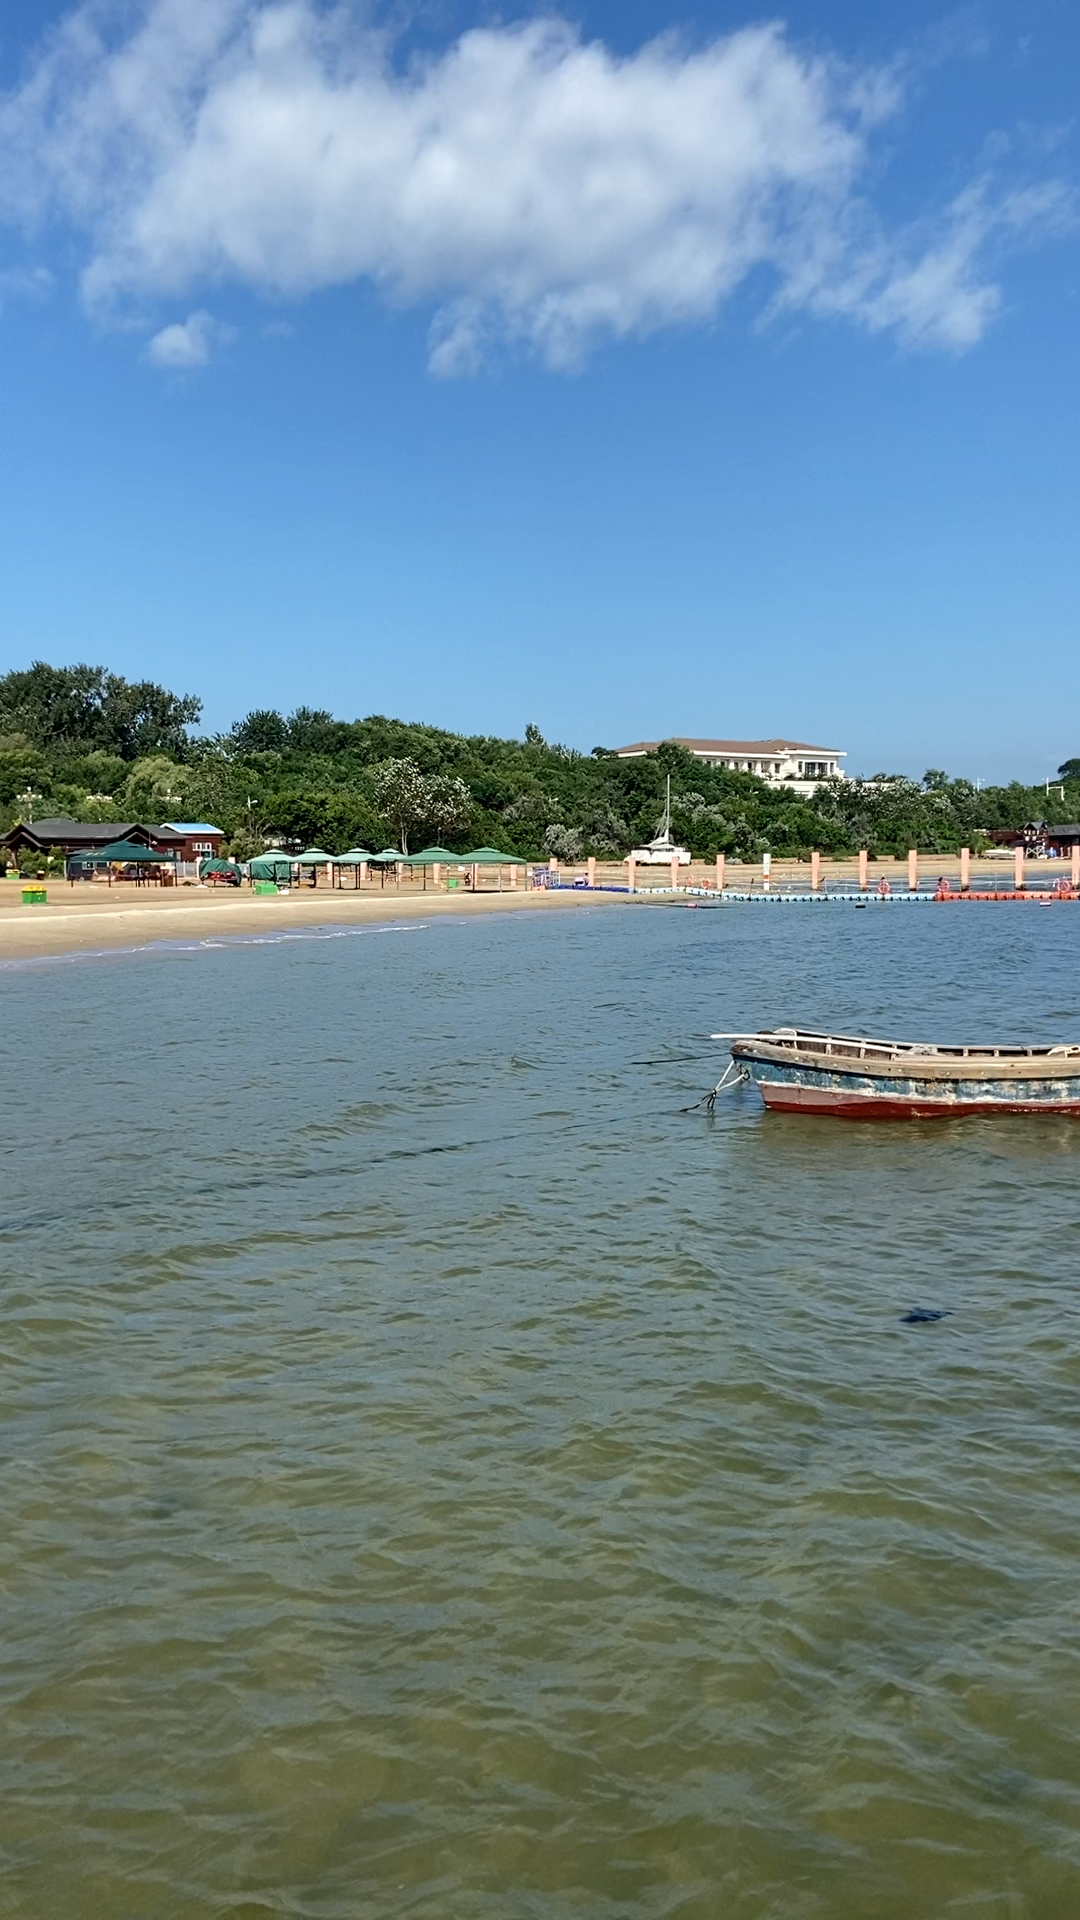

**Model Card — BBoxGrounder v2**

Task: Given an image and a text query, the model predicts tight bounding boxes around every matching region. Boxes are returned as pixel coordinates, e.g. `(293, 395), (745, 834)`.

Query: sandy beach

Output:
(0, 879), (628, 962)
(2, 849), (1069, 961)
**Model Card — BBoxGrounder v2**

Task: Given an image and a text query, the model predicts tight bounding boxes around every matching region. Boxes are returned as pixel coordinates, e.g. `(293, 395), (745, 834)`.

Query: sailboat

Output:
(629, 775), (692, 866)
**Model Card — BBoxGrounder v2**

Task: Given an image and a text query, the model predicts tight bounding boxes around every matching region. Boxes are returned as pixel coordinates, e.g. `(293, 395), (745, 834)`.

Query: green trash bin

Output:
(22, 886), (47, 905)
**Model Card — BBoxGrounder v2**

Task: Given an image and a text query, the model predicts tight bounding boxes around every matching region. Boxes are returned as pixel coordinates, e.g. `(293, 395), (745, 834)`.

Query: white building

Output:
(612, 738), (846, 799)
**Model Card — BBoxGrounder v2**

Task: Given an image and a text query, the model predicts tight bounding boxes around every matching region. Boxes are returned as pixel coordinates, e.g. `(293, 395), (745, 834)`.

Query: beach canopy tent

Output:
(249, 849), (296, 879)
(199, 857), (239, 878)
(403, 847), (460, 865)
(460, 847), (529, 864)
(328, 849), (373, 887)
(83, 840), (174, 864)
(371, 849), (407, 862)
(295, 847), (332, 864)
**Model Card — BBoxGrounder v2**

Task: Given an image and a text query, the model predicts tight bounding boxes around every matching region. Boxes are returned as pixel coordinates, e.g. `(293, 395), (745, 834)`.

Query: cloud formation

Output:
(145, 308), (221, 367)
(0, 1), (1070, 371)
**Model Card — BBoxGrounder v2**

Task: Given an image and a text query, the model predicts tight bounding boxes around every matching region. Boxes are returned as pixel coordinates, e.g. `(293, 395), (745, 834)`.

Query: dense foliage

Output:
(1, 661), (1075, 861)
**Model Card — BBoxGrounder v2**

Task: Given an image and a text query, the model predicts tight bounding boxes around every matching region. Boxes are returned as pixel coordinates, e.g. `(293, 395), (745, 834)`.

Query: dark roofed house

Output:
(1, 818), (188, 855)
(1, 818), (187, 862)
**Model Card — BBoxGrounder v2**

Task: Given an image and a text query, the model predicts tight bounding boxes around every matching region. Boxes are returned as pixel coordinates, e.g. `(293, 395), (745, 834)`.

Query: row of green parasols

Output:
(249, 844), (529, 876)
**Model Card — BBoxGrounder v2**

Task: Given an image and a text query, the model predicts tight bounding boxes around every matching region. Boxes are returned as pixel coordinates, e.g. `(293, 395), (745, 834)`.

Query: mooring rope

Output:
(682, 1058), (750, 1112)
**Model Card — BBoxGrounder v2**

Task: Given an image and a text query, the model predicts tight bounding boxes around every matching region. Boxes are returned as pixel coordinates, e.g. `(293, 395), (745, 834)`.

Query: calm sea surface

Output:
(3, 903), (1080, 1919)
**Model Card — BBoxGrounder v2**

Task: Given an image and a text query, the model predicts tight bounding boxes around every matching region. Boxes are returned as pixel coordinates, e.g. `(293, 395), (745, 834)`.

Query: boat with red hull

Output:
(718, 1027), (1080, 1119)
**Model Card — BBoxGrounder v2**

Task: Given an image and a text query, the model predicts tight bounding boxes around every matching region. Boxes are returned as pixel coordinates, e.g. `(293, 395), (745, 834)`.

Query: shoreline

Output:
(0, 884), (627, 963)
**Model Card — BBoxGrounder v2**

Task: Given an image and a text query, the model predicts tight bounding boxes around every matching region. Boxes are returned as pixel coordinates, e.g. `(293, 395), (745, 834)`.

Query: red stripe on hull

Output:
(757, 1082), (1080, 1119)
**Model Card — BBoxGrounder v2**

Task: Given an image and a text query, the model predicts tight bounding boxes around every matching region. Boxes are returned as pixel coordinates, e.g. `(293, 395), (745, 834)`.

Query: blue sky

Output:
(0, 0), (1077, 780)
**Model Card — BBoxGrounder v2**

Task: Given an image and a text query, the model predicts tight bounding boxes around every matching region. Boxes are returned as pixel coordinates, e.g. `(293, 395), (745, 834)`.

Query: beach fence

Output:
(542, 847), (1080, 897)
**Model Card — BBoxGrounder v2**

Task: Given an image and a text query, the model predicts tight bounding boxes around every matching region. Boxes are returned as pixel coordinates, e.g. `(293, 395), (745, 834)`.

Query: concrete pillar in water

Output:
(1015, 846), (1025, 890)
(670, 855), (680, 890)
(627, 855), (637, 893)
(715, 854), (725, 891)
(1072, 844), (1080, 888)
(587, 856), (596, 887)
(858, 849), (868, 890)
(763, 852), (772, 892)
(960, 847), (970, 892)
(811, 850), (821, 891)
(908, 849), (918, 891)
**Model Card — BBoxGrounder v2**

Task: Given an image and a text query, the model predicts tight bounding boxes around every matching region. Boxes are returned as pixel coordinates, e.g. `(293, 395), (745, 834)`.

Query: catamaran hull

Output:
(743, 1060), (1080, 1118)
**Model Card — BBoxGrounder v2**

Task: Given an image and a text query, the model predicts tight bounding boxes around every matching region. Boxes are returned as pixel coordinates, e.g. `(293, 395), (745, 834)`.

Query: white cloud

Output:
(144, 307), (221, 366)
(0, 1), (1071, 371)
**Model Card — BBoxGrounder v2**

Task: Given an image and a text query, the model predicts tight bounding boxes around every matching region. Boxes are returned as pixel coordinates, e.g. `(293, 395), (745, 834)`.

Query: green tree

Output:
(0, 662), (200, 758)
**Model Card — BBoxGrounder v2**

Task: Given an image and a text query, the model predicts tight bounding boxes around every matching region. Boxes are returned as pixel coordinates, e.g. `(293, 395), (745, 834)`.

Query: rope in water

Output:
(682, 1058), (750, 1112)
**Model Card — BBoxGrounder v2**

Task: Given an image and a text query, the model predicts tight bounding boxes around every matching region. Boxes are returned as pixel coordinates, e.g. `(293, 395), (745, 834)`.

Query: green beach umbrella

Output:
(331, 849), (373, 863)
(371, 848), (407, 862)
(295, 847), (332, 864)
(458, 847), (529, 864)
(86, 839), (173, 863)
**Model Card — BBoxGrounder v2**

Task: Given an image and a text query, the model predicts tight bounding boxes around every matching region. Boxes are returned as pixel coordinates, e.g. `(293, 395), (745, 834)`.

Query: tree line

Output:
(0, 660), (1075, 863)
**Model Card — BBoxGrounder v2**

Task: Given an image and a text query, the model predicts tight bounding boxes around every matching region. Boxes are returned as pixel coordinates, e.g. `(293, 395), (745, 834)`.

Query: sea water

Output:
(2, 904), (1080, 1918)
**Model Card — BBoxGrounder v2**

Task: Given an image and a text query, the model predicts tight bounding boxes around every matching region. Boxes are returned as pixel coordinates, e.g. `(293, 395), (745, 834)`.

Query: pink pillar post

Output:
(1014, 846), (1024, 891)
(811, 850), (821, 892)
(960, 847), (970, 892)
(359, 862), (368, 884)
(670, 855), (680, 890)
(907, 849), (918, 892)
(627, 855), (637, 893)
(858, 849), (868, 890)
(587, 856), (596, 888)
(715, 853), (725, 891)
(432, 863), (441, 887)
(548, 856), (558, 876)
(762, 853), (771, 892)
(471, 862), (480, 891)
(510, 863), (519, 889)
(1072, 844), (1080, 888)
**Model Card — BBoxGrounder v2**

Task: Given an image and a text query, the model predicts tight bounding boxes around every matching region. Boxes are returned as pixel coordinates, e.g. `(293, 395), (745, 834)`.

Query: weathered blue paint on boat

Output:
(718, 1027), (1080, 1119)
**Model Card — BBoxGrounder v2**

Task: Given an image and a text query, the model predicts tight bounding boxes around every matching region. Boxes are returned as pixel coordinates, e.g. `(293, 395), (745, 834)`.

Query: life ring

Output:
(877, 878), (891, 897)
(937, 878), (951, 896)
(1056, 878), (1073, 898)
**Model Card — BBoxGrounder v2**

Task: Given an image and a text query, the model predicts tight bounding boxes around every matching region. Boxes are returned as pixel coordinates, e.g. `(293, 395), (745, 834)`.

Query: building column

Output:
(908, 849), (918, 891)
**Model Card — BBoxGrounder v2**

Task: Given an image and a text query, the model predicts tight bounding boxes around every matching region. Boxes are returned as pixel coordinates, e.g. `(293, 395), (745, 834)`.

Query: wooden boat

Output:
(716, 1026), (1080, 1118)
